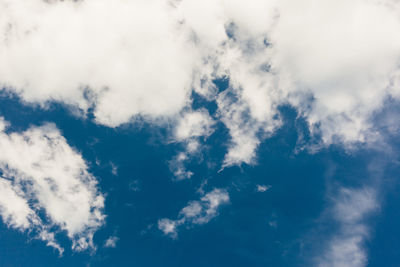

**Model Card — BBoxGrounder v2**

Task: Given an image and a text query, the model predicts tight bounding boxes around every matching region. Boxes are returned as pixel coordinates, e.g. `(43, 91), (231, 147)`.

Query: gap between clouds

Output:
(1, 0), (400, 262)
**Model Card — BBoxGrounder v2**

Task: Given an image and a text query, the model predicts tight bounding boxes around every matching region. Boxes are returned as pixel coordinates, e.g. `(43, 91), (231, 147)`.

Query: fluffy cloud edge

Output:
(0, 117), (105, 254)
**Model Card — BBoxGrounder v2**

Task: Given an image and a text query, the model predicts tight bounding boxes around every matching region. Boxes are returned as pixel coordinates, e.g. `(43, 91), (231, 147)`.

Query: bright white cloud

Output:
(272, 0), (400, 145)
(170, 109), (215, 179)
(1, 0), (400, 166)
(0, 178), (38, 229)
(317, 187), (378, 267)
(0, 119), (104, 253)
(174, 109), (215, 142)
(158, 188), (229, 238)
(169, 152), (194, 180)
(0, 0), (199, 127)
(180, 0), (400, 163)
(217, 89), (281, 166)
(256, 184), (271, 192)
(158, 218), (180, 239)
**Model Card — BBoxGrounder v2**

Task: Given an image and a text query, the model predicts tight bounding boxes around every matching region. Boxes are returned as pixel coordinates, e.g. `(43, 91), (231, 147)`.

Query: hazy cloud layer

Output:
(0, 1), (399, 263)
(170, 109), (215, 179)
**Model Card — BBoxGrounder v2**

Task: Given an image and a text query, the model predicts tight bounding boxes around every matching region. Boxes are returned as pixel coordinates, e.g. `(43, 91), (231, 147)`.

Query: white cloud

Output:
(0, 177), (64, 253)
(169, 152), (194, 180)
(216, 88), (281, 167)
(317, 187), (378, 267)
(170, 109), (215, 179)
(158, 188), (229, 238)
(158, 218), (180, 239)
(1, 0), (400, 166)
(333, 188), (377, 224)
(0, 179), (36, 229)
(110, 162), (118, 176)
(187, 0), (400, 160)
(256, 184), (271, 192)
(271, 0), (400, 145)
(0, 119), (105, 253)
(176, 0), (400, 164)
(0, 0), (199, 127)
(174, 109), (215, 142)
(104, 235), (119, 248)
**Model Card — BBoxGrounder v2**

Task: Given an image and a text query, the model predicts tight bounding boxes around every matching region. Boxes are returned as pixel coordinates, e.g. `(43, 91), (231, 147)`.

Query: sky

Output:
(1, 0), (400, 266)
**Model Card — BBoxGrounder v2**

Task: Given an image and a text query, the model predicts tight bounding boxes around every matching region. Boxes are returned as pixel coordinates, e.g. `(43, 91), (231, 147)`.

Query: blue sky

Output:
(1, 1), (400, 267)
(0, 90), (399, 267)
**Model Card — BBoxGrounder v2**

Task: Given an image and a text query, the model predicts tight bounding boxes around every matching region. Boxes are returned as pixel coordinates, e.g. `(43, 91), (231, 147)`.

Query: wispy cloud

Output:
(158, 188), (229, 238)
(0, 118), (104, 254)
(317, 187), (378, 267)
(256, 184), (271, 192)
(169, 109), (215, 180)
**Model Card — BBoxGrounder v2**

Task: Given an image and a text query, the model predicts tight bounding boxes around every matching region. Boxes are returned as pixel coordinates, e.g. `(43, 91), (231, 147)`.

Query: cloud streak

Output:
(317, 187), (378, 267)
(158, 188), (229, 238)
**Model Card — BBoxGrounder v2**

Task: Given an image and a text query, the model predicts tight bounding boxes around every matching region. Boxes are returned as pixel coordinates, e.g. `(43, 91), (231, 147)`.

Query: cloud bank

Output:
(1, 0), (400, 166)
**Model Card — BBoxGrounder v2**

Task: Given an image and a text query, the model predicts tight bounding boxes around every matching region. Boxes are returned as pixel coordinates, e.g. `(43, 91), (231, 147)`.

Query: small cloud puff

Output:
(174, 109), (215, 141)
(158, 188), (229, 238)
(170, 109), (215, 180)
(104, 236), (119, 248)
(256, 184), (271, 192)
(2, 0), (400, 167)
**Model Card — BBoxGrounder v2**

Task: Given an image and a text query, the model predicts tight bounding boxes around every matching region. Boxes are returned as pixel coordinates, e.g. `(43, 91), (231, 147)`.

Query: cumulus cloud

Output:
(212, 0), (400, 162)
(168, 152), (194, 180)
(174, 109), (215, 141)
(0, 118), (104, 253)
(1, 0), (400, 166)
(317, 187), (378, 267)
(158, 188), (229, 238)
(272, 0), (400, 145)
(169, 109), (215, 179)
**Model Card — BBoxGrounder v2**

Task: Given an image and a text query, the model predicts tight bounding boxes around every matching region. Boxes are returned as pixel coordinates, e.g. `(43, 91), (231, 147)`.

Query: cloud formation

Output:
(1, 0), (400, 164)
(0, 1), (399, 262)
(158, 188), (229, 238)
(169, 109), (215, 179)
(317, 187), (378, 267)
(0, 118), (104, 253)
